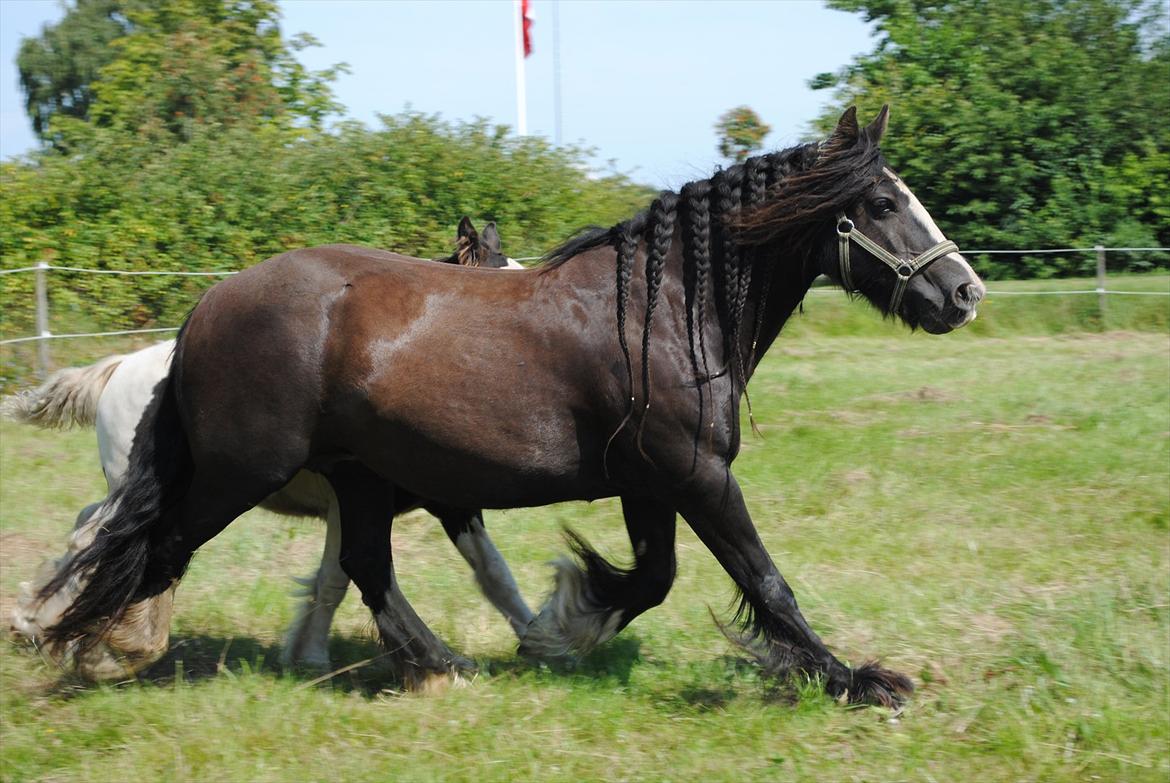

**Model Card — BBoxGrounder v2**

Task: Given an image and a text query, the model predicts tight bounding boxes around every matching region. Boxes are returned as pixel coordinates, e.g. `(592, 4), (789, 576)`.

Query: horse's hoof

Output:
(404, 658), (475, 695)
(409, 669), (472, 695)
(9, 589), (38, 642)
(282, 655), (333, 674)
(72, 640), (140, 681)
(279, 635), (333, 673)
(516, 608), (578, 663)
(10, 577), (57, 644)
(835, 661), (915, 709)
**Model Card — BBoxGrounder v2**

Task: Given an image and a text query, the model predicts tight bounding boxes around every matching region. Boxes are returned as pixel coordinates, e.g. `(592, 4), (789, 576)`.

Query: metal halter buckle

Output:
(895, 263), (914, 279)
(836, 217), (855, 237)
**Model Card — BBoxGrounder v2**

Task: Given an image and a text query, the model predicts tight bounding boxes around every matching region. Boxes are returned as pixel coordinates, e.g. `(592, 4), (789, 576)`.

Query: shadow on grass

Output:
(653, 654), (831, 713)
(17, 631), (654, 700)
(13, 627), (829, 714)
(475, 635), (648, 687)
(138, 632), (414, 696)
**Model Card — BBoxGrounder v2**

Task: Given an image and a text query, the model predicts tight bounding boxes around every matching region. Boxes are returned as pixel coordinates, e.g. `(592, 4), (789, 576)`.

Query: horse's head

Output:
(818, 106), (984, 334)
(444, 216), (519, 269)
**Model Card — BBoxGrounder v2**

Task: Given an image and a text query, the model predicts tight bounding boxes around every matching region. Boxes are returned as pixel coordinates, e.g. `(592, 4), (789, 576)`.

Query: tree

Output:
(16, 0), (130, 145)
(715, 106), (771, 163)
(16, 0), (345, 149)
(90, 0), (345, 142)
(810, 0), (1170, 278)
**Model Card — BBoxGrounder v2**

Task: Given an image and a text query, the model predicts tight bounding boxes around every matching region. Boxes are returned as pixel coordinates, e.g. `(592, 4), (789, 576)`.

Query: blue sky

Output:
(0, 0), (874, 188)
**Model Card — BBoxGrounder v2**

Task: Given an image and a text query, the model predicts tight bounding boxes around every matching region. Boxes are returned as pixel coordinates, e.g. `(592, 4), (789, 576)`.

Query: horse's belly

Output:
(342, 408), (606, 509)
(261, 470), (333, 517)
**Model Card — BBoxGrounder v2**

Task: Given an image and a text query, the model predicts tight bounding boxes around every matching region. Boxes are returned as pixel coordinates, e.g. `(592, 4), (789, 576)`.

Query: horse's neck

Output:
(600, 222), (818, 389)
(728, 249), (820, 386)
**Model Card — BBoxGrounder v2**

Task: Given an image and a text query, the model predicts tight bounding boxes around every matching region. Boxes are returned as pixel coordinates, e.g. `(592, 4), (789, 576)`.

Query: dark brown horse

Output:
(39, 106), (983, 706)
(10, 217), (532, 681)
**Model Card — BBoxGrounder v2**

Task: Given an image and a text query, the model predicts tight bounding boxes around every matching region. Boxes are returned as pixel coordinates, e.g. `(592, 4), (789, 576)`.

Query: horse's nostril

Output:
(954, 281), (985, 308)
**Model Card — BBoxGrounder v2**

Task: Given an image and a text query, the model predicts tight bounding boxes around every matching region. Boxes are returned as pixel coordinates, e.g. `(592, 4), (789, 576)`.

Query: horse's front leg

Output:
(428, 506), (534, 638)
(678, 470), (912, 708)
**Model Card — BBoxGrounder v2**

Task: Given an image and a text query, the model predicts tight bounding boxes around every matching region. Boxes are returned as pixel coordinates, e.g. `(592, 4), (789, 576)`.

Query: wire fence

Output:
(1, 247), (1167, 361)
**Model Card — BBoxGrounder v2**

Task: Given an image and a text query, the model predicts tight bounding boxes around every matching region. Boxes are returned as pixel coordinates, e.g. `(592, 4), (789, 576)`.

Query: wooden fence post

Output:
(35, 260), (51, 379)
(1095, 245), (1107, 325)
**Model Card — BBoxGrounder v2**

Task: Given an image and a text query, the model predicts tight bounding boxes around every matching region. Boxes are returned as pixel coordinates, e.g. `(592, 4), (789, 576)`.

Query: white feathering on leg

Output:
(518, 556), (624, 661)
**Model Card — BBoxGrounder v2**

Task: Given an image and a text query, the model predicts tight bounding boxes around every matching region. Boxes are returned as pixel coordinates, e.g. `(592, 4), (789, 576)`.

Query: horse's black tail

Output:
(39, 339), (193, 651)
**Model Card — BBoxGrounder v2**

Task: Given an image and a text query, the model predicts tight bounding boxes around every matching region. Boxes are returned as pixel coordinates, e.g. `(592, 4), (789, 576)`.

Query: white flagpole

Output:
(553, 0), (562, 145)
(513, 0), (528, 136)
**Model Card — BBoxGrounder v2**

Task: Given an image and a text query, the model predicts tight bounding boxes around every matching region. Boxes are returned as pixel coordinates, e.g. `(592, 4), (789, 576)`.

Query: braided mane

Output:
(542, 133), (885, 464)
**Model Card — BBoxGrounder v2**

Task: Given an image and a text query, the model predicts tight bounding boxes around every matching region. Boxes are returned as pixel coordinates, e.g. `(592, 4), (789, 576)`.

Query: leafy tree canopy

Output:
(2, 0), (653, 351)
(715, 106), (772, 163)
(17, 0), (345, 150)
(16, 0), (128, 143)
(811, 0), (1170, 277)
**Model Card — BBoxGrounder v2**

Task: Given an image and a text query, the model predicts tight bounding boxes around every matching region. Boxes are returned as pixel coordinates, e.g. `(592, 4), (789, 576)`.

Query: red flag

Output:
(522, 0), (533, 57)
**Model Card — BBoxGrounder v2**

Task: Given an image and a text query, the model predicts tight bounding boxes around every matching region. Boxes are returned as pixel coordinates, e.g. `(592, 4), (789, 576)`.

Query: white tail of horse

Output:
(3, 353), (126, 429)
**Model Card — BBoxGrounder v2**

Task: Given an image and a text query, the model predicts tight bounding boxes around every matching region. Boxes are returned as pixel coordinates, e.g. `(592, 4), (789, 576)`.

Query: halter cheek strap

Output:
(836, 213), (959, 314)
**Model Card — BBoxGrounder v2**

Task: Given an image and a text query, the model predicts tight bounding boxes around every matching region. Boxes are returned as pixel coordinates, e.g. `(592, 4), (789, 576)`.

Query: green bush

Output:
(0, 114), (653, 339)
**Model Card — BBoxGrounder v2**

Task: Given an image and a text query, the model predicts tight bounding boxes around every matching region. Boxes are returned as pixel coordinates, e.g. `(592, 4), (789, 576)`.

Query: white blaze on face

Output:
(883, 167), (978, 281)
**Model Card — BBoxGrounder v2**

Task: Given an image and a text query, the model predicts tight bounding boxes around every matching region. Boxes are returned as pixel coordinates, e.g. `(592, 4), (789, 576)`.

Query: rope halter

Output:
(836, 213), (959, 314)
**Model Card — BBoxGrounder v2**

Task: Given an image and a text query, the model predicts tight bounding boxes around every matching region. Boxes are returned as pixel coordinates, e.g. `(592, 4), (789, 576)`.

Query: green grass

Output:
(1, 322), (1168, 780)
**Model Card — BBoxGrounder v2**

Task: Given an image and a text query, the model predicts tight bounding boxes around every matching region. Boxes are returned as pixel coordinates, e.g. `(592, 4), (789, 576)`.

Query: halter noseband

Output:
(836, 213), (959, 314)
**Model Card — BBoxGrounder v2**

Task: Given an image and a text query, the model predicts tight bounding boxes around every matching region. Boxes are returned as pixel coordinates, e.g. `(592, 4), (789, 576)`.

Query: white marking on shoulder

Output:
(504, 257), (525, 270)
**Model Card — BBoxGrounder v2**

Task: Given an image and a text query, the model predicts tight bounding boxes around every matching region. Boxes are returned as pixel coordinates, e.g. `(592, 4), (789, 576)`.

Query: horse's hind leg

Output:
(519, 495), (676, 659)
(678, 470), (913, 709)
(10, 496), (108, 640)
(37, 466), (288, 680)
(428, 506), (534, 638)
(325, 462), (473, 690)
(10, 500), (108, 648)
(115, 469), (295, 666)
(281, 496), (350, 670)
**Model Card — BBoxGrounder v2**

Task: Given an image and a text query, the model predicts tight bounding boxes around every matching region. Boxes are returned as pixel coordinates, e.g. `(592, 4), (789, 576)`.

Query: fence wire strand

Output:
(1, 248), (1167, 345)
(1, 327), (180, 345)
(964, 247), (1169, 255)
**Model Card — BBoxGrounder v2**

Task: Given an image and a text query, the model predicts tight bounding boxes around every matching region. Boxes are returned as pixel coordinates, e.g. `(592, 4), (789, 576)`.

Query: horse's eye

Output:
(871, 198), (895, 216)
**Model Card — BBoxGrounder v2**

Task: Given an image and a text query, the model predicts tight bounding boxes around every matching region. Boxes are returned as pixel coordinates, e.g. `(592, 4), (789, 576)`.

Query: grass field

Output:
(1, 283), (1168, 781)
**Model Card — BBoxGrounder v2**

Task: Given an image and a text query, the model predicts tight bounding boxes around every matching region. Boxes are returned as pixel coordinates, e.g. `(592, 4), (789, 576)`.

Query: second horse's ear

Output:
(457, 216), (479, 246)
(481, 222), (501, 253)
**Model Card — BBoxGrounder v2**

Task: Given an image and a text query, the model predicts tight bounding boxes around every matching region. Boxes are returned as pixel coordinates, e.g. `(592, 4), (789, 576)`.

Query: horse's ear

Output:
(481, 222), (501, 253)
(828, 106), (860, 146)
(864, 104), (890, 144)
(457, 216), (478, 246)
